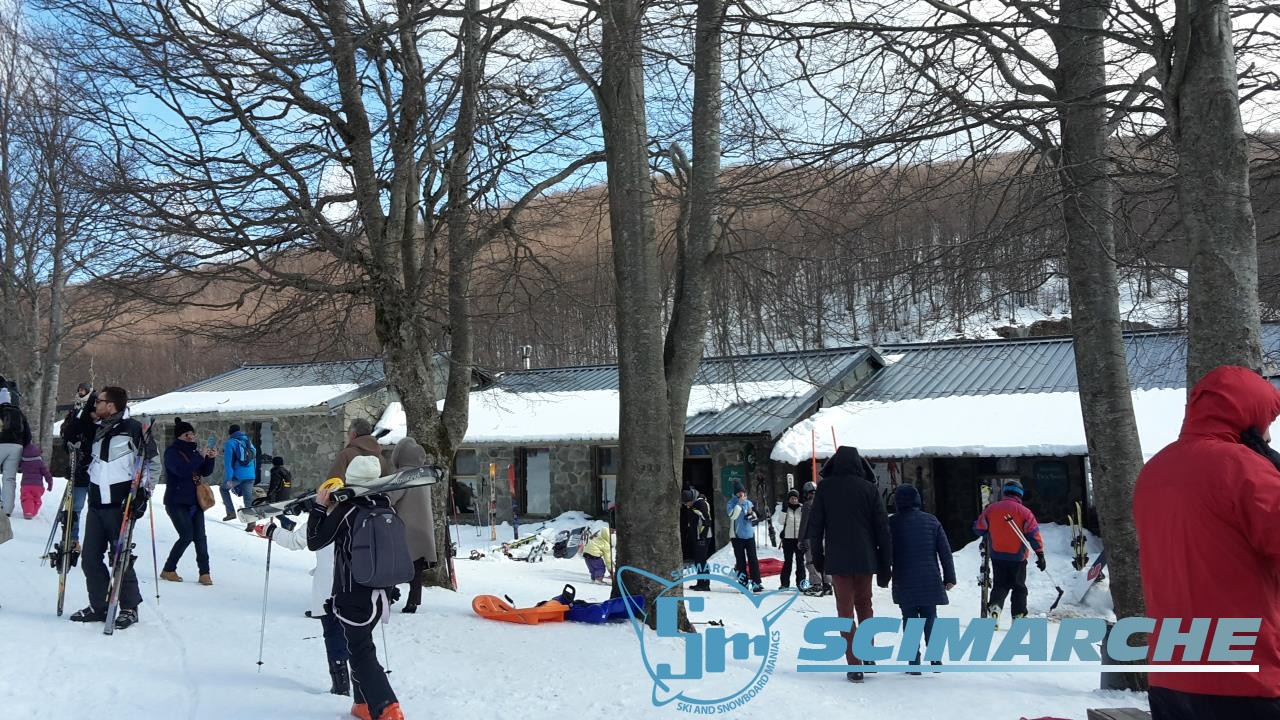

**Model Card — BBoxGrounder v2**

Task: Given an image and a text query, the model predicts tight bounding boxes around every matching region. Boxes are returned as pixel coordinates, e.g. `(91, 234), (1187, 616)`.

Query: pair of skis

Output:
(104, 421), (155, 635)
(42, 447), (80, 617)
(1067, 501), (1089, 571)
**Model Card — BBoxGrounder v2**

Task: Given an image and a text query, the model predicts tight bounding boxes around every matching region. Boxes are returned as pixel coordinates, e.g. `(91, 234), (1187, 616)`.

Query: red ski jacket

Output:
(974, 496), (1042, 563)
(1135, 365), (1280, 697)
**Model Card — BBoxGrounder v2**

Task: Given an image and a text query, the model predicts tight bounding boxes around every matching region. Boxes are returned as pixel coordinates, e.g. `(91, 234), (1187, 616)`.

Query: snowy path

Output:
(2, 479), (1147, 719)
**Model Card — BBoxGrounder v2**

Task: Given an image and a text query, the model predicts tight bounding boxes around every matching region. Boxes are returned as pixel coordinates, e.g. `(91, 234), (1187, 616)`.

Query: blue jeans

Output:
(70, 485), (88, 539)
(220, 479), (255, 517)
(900, 605), (938, 664)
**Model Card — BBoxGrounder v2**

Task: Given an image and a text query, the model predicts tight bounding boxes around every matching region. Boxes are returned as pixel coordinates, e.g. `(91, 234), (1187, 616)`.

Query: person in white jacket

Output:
(255, 519), (350, 696)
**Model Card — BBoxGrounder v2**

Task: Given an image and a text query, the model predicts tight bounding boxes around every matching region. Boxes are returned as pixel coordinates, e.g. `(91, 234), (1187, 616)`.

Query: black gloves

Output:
(1035, 552), (1047, 572)
(128, 488), (150, 519)
(876, 570), (891, 589)
(387, 587), (402, 604)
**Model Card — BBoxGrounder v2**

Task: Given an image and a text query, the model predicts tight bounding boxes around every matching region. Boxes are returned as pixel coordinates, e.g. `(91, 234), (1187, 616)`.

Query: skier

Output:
(18, 441), (54, 519)
(327, 418), (391, 481)
(59, 384), (95, 542)
(383, 437), (436, 614)
(679, 486), (713, 591)
(799, 480), (830, 596)
(266, 456), (293, 503)
(778, 489), (806, 589)
(583, 525), (613, 584)
(805, 446), (892, 683)
(726, 482), (763, 593)
(255, 517), (351, 697)
(69, 386), (153, 629)
(973, 479), (1044, 625)
(0, 395), (30, 516)
(1135, 365), (1280, 719)
(307, 455), (404, 720)
(220, 424), (258, 525)
(161, 418), (216, 586)
(889, 484), (955, 672)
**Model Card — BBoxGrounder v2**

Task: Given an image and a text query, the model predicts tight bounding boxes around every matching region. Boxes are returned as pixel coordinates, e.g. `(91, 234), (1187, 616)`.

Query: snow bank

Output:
(375, 380), (815, 445)
(130, 384), (361, 416)
(771, 387), (1204, 463)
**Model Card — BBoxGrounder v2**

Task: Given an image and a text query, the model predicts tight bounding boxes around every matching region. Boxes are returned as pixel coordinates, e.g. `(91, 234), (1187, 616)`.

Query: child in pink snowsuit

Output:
(20, 442), (53, 519)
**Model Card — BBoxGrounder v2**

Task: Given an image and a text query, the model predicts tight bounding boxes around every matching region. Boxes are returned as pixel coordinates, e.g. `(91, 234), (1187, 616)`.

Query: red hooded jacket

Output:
(1134, 365), (1280, 697)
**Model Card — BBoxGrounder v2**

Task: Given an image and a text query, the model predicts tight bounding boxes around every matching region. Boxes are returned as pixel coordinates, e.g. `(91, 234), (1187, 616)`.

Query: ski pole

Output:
(381, 620), (392, 675)
(148, 497), (160, 602)
(1003, 514), (1064, 611)
(256, 529), (273, 673)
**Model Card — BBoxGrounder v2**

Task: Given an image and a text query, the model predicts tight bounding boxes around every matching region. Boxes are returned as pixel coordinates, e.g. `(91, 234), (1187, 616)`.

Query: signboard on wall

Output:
(721, 463), (746, 500)
(1033, 460), (1069, 498)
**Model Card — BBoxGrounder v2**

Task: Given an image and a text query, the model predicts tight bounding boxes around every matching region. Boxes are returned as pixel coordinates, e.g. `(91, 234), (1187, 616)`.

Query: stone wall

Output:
(549, 445), (595, 517)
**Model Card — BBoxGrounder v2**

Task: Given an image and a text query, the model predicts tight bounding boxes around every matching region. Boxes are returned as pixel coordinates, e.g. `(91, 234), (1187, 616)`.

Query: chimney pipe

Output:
(520, 345), (532, 370)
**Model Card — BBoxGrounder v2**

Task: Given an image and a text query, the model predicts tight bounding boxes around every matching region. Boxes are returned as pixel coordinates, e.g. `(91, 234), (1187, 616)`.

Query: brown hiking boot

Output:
(160, 571), (183, 582)
(198, 574), (213, 586)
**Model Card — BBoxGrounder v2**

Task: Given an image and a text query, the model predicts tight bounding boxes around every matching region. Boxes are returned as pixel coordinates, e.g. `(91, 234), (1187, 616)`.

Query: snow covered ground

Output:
(2, 479), (1146, 719)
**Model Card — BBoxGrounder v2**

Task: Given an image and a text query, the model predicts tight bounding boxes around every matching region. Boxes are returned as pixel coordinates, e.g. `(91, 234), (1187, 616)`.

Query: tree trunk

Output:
(600, 0), (685, 624)
(1055, 0), (1147, 691)
(1173, 0), (1262, 384)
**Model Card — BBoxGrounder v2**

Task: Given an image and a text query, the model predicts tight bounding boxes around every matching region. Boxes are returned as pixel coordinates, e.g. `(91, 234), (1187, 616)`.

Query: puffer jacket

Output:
(327, 434), (391, 481)
(889, 484), (955, 607)
(20, 443), (53, 488)
(974, 496), (1042, 563)
(1135, 365), (1280, 698)
(583, 527), (613, 572)
(805, 446), (891, 576)
(779, 502), (803, 540)
(223, 430), (257, 482)
(163, 439), (215, 507)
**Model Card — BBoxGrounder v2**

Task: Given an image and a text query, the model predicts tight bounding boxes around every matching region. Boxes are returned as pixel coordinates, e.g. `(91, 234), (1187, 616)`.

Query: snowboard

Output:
(1079, 550), (1107, 603)
(237, 464), (445, 523)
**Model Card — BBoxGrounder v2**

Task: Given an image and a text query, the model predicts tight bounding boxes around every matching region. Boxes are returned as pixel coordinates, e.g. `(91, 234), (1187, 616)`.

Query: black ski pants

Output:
(1150, 686), (1280, 720)
(989, 559), (1027, 617)
(731, 537), (762, 586)
(780, 538), (806, 587)
(405, 558), (428, 607)
(83, 504), (141, 612)
(335, 590), (397, 716)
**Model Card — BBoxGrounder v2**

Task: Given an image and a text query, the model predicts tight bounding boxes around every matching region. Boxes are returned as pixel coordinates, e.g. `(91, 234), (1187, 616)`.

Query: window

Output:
(596, 446), (619, 513)
(524, 448), (551, 515)
(452, 449), (481, 514)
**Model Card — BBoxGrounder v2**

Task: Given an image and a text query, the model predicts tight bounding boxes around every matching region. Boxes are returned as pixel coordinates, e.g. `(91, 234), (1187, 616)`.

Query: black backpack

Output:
(0, 404), (26, 444)
(348, 504), (415, 589)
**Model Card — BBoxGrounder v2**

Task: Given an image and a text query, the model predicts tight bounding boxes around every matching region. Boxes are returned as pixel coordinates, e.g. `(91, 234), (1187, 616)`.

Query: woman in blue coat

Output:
(161, 418), (216, 585)
(889, 483), (956, 670)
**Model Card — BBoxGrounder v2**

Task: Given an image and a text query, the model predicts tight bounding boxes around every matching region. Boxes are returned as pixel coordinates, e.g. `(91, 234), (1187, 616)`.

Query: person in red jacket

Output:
(973, 479), (1044, 625)
(1135, 365), (1280, 719)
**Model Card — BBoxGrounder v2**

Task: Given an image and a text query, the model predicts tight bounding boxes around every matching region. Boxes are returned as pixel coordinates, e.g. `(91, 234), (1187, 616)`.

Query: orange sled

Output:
(472, 595), (569, 624)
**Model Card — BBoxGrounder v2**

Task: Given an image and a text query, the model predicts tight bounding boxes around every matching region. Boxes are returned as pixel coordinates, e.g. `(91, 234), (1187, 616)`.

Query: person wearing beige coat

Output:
(383, 436), (437, 614)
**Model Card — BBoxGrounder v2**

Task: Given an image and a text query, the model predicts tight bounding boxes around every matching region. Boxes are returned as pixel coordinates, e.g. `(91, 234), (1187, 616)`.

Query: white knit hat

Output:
(345, 455), (382, 485)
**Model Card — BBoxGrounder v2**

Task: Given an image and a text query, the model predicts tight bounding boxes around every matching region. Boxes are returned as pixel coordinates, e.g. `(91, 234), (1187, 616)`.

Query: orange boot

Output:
(376, 703), (404, 720)
(350, 704), (372, 720)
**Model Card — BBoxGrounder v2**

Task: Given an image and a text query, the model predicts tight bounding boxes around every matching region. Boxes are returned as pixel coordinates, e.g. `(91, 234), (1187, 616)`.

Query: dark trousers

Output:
(335, 590), (397, 715)
(731, 537), (762, 585)
(900, 604), (939, 663)
(406, 558), (428, 607)
(164, 504), (210, 574)
(321, 613), (350, 664)
(832, 574), (874, 665)
(780, 538), (806, 586)
(82, 504), (141, 612)
(989, 559), (1028, 616)
(1150, 686), (1280, 720)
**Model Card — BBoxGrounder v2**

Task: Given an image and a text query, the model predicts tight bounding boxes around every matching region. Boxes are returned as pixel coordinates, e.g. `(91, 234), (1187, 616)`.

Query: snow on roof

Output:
(129, 384), (361, 417)
(769, 387), (1221, 463)
(374, 379), (816, 445)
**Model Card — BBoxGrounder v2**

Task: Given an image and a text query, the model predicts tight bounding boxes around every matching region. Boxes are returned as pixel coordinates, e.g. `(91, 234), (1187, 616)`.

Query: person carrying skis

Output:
(973, 479), (1044, 625)
(778, 489), (806, 589)
(1136, 365), (1280, 719)
(18, 441), (53, 519)
(799, 480), (829, 596)
(889, 484), (955, 672)
(0, 395), (30, 516)
(220, 424), (258, 525)
(307, 455), (404, 720)
(680, 486), (713, 591)
(726, 482), (763, 593)
(583, 524), (613, 584)
(161, 418), (216, 586)
(70, 386), (153, 630)
(805, 446), (892, 683)
(60, 383), (95, 542)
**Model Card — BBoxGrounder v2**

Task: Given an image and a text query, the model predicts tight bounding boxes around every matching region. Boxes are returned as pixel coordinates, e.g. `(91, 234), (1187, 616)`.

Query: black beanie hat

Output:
(174, 417), (195, 437)
(229, 424), (241, 434)
(272, 456), (284, 467)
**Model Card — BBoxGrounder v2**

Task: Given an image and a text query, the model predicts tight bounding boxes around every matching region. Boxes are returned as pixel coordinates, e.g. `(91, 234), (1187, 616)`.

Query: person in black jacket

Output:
(889, 484), (955, 672)
(267, 456), (293, 503)
(680, 487), (714, 591)
(161, 418), (216, 586)
(0, 397), (31, 517)
(69, 386), (154, 630)
(60, 384), (95, 543)
(307, 455), (402, 720)
(805, 446), (892, 683)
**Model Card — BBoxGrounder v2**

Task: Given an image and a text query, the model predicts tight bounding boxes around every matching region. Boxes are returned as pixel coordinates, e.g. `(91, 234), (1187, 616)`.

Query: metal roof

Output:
(858, 324), (1280, 401)
(179, 358), (389, 392)
(494, 346), (880, 438)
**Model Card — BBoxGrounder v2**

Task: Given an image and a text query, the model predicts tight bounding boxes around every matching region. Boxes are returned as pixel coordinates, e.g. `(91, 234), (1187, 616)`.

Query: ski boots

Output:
(689, 580), (711, 592)
(798, 579), (811, 592)
(846, 670), (864, 683)
(114, 608), (139, 630)
(987, 604), (1001, 628)
(351, 704), (371, 720)
(751, 583), (764, 593)
(70, 606), (106, 623)
(330, 661), (350, 696)
(377, 704), (404, 720)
